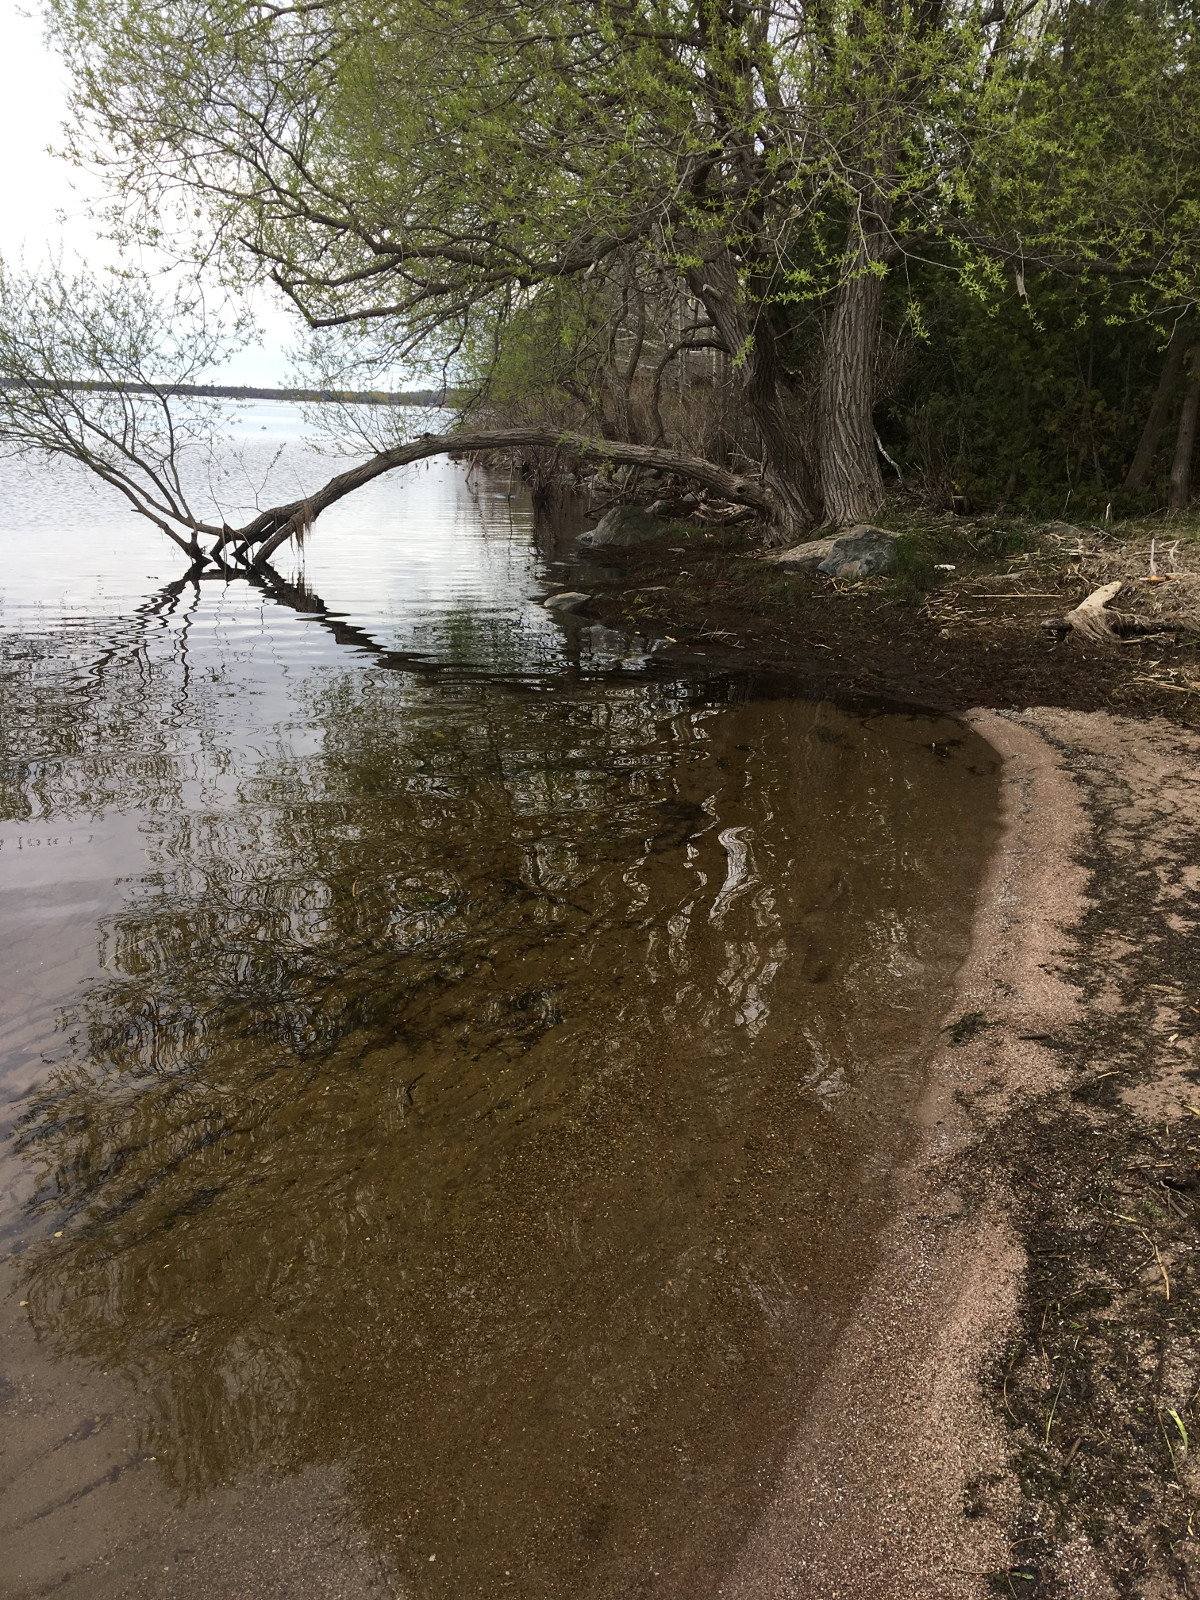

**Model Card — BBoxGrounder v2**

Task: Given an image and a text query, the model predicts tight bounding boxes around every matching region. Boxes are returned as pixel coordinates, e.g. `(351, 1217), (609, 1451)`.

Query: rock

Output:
(578, 504), (667, 548)
(816, 525), (899, 580)
(764, 536), (839, 572)
(765, 525), (899, 579)
(543, 591), (592, 613)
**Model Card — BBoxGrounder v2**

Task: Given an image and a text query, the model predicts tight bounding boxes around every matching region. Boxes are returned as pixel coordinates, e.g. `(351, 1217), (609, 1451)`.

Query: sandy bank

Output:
(725, 707), (1200, 1599)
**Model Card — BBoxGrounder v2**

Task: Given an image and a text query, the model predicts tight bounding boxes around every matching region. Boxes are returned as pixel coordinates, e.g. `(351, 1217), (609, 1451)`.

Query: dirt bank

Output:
(966, 709), (1200, 1600)
(576, 518), (1200, 727)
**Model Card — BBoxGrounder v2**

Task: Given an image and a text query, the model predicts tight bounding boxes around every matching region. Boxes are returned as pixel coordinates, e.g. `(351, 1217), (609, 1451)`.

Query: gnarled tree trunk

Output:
(687, 250), (822, 543)
(817, 222), (889, 528)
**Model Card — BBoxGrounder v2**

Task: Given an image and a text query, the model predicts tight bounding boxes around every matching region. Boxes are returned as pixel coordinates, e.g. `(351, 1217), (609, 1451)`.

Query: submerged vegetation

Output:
(3, 1), (1200, 562)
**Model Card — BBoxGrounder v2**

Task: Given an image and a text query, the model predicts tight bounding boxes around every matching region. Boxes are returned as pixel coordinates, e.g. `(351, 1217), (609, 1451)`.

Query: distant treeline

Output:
(0, 378), (449, 407)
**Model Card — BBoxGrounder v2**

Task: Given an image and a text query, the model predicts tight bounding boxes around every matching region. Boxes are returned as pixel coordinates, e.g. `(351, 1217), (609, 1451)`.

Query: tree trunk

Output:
(1169, 352), (1200, 511)
(686, 250), (821, 543)
(817, 236), (887, 528)
(754, 387), (823, 543)
(1125, 326), (1190, 492)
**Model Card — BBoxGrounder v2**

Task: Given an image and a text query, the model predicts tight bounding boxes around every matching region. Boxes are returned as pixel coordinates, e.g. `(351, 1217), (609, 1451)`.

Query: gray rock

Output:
(578, 504), (667, 548)
(765, 525), (899, 579)
(764, 536), (839, 572)
(816, 525), (899, 580)
(543, 590), (592, 613)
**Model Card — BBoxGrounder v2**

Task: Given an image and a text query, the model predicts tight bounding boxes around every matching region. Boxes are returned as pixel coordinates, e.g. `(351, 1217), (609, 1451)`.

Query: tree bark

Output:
(755, 391), (823, 545)
(686, 250), (822, 543)
(817, 232), (887, 527)
(1124, 326), (1190, 492)
(1169, 351), (1200, 511)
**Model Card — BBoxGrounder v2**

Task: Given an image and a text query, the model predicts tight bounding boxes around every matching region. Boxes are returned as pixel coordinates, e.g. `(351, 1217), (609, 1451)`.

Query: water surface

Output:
(0, 407), (1000, 1598)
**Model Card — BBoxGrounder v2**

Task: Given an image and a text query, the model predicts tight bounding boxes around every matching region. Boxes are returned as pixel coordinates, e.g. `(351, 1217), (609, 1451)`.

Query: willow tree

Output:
(6, 0), (1197, 556)
(26, 1), (1038, 531)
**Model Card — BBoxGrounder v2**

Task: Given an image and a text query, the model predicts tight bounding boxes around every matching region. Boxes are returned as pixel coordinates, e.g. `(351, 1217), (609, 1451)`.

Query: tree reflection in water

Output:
(7, 570), (999, 1596)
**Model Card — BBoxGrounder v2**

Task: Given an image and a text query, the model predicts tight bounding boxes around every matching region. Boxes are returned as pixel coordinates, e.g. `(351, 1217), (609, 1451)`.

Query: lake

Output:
(0, 403), (999, 1599)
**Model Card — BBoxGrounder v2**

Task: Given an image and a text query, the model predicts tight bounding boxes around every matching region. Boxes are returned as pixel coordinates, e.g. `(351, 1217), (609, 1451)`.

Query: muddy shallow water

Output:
(0, 409), (1000, 1598)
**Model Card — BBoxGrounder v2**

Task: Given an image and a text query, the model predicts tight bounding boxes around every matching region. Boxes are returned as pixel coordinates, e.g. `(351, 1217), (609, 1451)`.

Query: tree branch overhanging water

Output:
(234, 427), (781, 568)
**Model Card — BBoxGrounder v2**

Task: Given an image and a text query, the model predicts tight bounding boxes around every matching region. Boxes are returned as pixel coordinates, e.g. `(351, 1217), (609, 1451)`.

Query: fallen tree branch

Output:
(238, 427), (783, 568)
(1041, 581), (1200, 644)
(0, 266), (792, 569)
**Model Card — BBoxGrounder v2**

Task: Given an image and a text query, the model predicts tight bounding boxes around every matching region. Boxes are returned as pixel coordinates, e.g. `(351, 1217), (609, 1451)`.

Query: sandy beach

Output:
(725, 706), (1200, 1598)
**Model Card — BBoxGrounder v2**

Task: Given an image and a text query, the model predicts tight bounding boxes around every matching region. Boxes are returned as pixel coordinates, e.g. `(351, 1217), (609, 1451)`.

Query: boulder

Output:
(816, 525), (899, 580)
(578, 504), (667, 548)
(543, 591), (592, 613)
(764, 526), (899, 578)
(764, 536), (839, 572)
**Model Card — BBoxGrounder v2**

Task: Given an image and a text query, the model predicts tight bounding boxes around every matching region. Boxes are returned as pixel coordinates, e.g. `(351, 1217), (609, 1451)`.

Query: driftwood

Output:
(1042, 581), (1199, 644)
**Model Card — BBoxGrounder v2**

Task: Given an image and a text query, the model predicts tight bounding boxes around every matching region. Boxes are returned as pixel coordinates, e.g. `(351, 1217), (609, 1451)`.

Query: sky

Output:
(0, 0), (298, 383)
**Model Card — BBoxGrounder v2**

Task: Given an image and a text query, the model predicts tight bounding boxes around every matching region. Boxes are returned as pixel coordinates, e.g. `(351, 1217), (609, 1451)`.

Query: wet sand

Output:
(724, 706), (1200, 1599)
(714, 710), (1088, 1597)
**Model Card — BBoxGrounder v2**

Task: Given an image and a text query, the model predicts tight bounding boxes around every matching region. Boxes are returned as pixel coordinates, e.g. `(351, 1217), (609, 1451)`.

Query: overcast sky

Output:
(0, 0), (299, 383)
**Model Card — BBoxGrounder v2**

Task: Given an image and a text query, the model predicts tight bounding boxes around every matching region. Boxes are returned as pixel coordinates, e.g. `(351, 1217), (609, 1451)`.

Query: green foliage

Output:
(463, 279), (614, 418)
(50, 0), (1191, 375)
(882, 265), (1194, 514)
(882, 517), (1035, 602)
(17, 0), (1200, 530)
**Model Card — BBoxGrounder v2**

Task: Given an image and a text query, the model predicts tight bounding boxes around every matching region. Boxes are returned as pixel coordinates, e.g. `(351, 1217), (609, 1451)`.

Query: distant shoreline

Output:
(0, 379), (448, 407)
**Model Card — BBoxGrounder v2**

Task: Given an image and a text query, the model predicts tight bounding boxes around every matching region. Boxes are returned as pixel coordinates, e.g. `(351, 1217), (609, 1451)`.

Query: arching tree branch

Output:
(239, 427), (782, 567)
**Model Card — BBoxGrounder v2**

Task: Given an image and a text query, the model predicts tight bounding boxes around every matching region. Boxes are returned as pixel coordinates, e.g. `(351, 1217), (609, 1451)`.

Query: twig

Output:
(1140, 1228), (1171, 1299)
(1002, 1346), (1021, 1422)
(1159, 1408), (1183, 1478)
(1045, 1368), (1068, 1443)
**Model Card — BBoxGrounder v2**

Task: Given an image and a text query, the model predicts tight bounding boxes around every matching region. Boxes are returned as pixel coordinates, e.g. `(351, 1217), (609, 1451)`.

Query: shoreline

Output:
(571, 516), (1200, 730)
(718, 705), (1200, 1598)
(722, 711), (1089, 1597)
